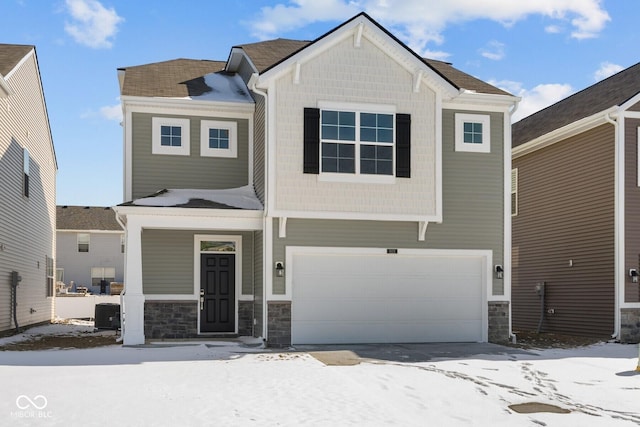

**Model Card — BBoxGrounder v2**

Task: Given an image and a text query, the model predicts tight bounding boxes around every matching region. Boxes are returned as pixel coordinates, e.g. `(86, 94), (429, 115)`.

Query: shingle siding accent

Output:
(273, 36), (437, 217)
(131, 113), (249, 200)
(512, 124), (615, 337)
(0, 50), (56, 332)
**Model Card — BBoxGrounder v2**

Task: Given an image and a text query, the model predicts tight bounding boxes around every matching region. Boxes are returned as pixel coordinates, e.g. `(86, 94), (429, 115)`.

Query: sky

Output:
(2, 0), (639, 207)
(0, 321), (638, 425)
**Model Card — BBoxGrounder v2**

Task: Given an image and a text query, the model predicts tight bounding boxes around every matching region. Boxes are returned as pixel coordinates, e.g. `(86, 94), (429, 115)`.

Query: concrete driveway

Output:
(292, 342), (534, 364)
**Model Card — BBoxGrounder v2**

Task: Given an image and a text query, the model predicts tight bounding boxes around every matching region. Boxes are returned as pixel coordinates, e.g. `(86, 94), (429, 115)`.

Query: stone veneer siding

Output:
(488, 301), (510, 344)
(267, 302), (291, 347)
(621, 308), (640, 343)
(144, 301), (198, 339)
(238, 301), (254, 337)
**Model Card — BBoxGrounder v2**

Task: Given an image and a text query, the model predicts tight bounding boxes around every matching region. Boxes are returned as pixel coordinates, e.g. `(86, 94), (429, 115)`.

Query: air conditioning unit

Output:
(95, 303), (120, 330)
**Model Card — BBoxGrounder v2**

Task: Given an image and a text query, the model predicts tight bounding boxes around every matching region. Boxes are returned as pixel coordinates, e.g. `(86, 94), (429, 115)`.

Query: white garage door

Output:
(290, 249), (487, 344)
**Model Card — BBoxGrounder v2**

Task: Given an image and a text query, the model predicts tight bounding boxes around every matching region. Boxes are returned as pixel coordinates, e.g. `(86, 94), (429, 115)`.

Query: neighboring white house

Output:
(56, 206), (124, 295)
(0, 44), (57, 334)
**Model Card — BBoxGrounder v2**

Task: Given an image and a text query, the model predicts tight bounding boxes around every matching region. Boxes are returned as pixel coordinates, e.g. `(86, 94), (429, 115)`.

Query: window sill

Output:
(318, 173), (396, 185)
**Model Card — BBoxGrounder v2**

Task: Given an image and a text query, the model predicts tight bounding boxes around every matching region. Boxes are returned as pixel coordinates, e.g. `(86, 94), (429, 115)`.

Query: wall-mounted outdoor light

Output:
(275, 261), (285, 277)
(630, 268), (638, 283)
(495, 265), (503, 279)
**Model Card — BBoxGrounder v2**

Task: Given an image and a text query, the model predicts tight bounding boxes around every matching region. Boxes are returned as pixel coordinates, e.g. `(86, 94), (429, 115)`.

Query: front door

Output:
(200, 253), (235, 333)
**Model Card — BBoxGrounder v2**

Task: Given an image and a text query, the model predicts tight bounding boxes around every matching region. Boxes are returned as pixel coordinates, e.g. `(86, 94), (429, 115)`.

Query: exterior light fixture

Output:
(495, 265), (503, 279)
(630, 269), (638, 283)
(275, 261), (285, 277)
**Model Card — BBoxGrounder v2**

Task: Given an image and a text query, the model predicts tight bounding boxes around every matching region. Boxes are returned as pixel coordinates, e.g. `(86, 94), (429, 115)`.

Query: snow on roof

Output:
(188, 72), (253, 103)
(131, 186), (263, 210)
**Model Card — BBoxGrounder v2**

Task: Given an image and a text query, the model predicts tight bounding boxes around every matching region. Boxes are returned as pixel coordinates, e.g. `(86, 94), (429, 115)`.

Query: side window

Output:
(152, 117), (190, 155)
(23, 147), (29, 197)
(511, 168), (518, 216)
(46, 256), (54, 297)
(455, 113), (490, 153)
(200, 120), (237, 158)
(78, 233), (90, 253)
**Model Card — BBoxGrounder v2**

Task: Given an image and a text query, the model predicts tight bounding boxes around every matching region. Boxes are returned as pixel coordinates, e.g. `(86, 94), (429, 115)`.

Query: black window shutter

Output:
(396, 113), (411, 178)
(303, 108), (320, 174)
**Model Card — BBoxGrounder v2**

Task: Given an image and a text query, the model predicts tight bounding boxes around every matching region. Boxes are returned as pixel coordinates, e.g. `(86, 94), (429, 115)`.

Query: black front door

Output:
(200, 254), (235, 333)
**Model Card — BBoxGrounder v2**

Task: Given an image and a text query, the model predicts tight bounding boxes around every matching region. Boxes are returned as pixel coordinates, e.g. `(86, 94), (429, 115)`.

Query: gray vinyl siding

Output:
(142, 229), (254, 295)
(512, 124), (615, 337)
(253, 230), (264, 337)
(625, 118), (640, 303)
(131, 113), (249, 199)
(0, 51), (56, 332)
(56, 231), (124, 291)
(253, 94), (266, 203)
(236, 56), (257, 83)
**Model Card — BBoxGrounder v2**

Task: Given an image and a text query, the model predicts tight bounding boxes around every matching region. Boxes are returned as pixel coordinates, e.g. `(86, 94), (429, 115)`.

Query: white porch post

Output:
(123, 217), (145, 345)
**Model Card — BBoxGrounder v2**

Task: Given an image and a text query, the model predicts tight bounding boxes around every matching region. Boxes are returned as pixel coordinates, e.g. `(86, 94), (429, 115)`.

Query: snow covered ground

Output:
(0, 323), (638, 426)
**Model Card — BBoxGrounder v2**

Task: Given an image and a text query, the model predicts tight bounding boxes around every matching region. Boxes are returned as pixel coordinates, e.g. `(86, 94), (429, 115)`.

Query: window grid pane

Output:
(322, 110), (356, 142)
(360, 113), (393, 143)
(322, 142), (355, 173)
(208, 128), (230, 149)
(161, 125), (182, 147)
(463, 122), (483, 144)
(361, 144), (393, 175)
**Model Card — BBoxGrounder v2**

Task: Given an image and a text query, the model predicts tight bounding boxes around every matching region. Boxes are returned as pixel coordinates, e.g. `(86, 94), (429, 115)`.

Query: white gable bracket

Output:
(278, 217), (288, 238)
(418, 221), (428, 241)
(293, 62), (301, 85)
(413, 70), (424, 93)
(354, 23), (364, 48)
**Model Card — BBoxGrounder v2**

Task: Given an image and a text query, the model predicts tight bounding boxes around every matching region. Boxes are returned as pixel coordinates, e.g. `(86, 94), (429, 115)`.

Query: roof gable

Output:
(0, 43), (33, 76)
(513, 61), (640, 147)
(57, 206), (123, 231)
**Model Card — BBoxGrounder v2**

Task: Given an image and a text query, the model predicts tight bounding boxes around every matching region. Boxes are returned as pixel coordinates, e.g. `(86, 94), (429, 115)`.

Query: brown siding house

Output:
(512, 62), (640, 343)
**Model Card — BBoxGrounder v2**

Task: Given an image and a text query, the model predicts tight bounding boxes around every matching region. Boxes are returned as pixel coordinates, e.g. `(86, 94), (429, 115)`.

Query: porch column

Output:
(123, 217), (145, 345)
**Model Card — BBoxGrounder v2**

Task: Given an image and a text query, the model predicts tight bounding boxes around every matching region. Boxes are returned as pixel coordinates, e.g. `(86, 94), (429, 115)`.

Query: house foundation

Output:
(488, 301), (510, 344)
(267, 301), (291, 347)
(144, 301), (198, 339)
(621, 308), (640, 343)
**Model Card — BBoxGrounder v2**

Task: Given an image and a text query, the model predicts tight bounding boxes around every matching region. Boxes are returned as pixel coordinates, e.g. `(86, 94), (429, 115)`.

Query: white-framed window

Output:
(23, 147), (29, 197)
(511, 168), (518, 216)
(455, 113), (490, 153)
(152, 117), (190, 156)
(46, 256), (54, 297)
(200, 120), (237, 158)
(120, 234), (125, 253)
(77, 233), (90, 253)
(319, 102), (396, 183)
(91, 267), (115, 287)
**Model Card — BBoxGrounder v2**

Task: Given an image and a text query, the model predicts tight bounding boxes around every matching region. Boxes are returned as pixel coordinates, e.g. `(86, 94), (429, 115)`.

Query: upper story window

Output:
(455, 113), (490, 153)
(511, 168), (518, 216)
(303, 103), (411, 182)
(23, 147), (29, 198)
(200, 120), (237, 158)
(77, 233), (90, 253)
(152, 117), (190, 156)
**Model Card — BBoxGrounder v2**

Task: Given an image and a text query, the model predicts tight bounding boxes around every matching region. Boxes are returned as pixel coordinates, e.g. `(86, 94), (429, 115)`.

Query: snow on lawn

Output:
(0, 325), (638, 426)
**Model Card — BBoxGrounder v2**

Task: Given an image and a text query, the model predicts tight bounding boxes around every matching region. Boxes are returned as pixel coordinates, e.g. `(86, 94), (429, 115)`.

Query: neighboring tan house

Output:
(114, 13), (519, 346)
(0, 44), (57, 334)
(512, 62), (640, 343)
(56, 206), (124, 294)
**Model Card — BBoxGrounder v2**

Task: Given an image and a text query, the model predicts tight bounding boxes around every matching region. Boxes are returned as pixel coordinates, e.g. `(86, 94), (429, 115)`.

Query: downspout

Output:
(248, 73), (269, 342)
(605, 111), (621, 340)
(507, 100), (519, 343)
(114, 211), (127, 342)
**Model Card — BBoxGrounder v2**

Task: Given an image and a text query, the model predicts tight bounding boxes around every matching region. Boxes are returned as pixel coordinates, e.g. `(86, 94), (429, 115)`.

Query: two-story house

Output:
(0, 44), (57, 334)
(114, 13), (518, 346)
(512, 62), (640, 343)
(56, 205), (124, 294)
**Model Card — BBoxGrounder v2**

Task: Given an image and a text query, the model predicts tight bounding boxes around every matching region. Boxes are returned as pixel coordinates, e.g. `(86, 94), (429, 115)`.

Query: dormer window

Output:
(152, 117), (190, 156)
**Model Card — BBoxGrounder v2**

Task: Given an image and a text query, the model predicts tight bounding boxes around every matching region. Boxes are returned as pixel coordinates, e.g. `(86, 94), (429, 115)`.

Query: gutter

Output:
(605, 111), (622, 340)
(114, 211), (127, 343)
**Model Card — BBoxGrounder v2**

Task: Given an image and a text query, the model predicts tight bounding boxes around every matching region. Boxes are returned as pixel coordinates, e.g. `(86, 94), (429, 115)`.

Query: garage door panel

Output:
(291, 251), (487, 344)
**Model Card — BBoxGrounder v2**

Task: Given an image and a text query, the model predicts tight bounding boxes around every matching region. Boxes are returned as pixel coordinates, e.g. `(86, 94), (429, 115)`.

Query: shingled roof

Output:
(0, 43), (33, 76)
(57, 206), (123, 231)
(118, 59), (226, 98)
(513, 61), (640, 147)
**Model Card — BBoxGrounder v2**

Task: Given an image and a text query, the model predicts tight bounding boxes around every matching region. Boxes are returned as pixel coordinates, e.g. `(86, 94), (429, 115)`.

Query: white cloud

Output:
(594, 61), (624, 81)
(544, 25), (562, 34)
(494, 80), (573, 122)
(249, 0), (610, 55)
(64, 0), (123, 49)
(479, 40), (505, 61)
(99, 103), (122, 121)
